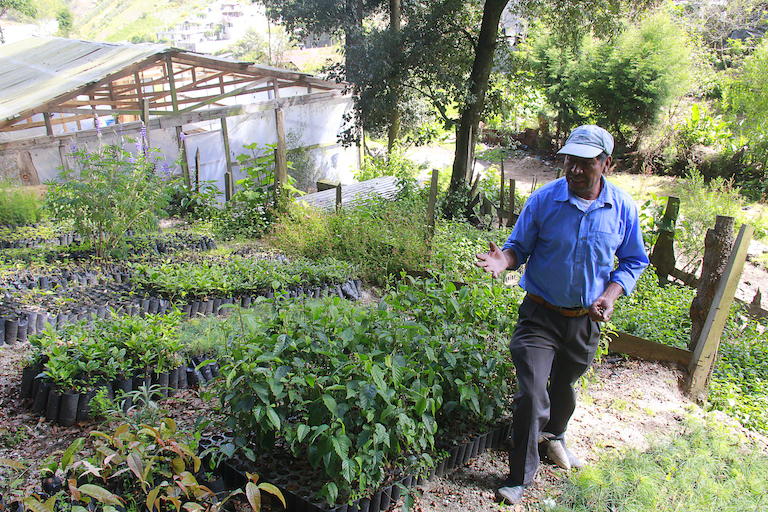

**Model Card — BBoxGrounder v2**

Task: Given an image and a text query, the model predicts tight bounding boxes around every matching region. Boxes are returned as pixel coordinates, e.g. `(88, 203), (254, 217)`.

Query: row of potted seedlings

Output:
(131, 255), (364, 307)
(213, 277), (521, 510)
(17, 310), (218, 427)
(198, 419), (514, 512)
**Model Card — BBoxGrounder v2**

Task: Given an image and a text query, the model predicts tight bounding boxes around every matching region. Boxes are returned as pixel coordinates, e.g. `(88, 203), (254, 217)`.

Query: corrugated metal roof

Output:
(296, 176), (403, 211)
(0, 37), (167, 122)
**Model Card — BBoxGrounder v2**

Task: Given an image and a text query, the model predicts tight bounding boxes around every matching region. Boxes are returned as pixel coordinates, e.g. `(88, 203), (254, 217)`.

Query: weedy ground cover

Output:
(549, 417), (768, 511)
(611, 270), (768, 436)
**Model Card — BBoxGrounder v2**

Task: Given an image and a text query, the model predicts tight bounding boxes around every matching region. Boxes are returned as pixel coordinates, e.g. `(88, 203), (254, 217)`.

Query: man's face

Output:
(563, 154), (612, 200)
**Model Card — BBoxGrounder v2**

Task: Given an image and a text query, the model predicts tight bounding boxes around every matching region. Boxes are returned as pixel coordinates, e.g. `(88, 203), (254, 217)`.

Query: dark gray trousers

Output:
(505, 295), (600, 487)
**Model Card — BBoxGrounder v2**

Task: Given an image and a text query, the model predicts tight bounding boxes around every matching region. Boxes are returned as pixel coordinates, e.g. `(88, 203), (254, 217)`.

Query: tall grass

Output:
(0, 181), (42, 225)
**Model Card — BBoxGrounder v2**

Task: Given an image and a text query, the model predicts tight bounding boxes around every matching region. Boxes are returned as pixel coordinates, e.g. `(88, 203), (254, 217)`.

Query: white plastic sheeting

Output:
(7, 95), (357, 192)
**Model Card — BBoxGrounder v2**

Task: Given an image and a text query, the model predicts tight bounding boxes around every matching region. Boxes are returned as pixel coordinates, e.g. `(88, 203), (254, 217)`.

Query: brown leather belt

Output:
(527, 293), (589, 318)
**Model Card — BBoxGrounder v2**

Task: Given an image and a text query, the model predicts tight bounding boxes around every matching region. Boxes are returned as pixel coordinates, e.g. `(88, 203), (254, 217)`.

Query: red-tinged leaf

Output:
(258, 483), (285, 507)
(167, 496), (182, 512)
(245, 482), (261, 512)
(127, 451), (144, 481)
(78, 484), (123, 506)
(67, 478), (81, 501)
(182, 503), (204, 512)
(245, 472), (259, 484)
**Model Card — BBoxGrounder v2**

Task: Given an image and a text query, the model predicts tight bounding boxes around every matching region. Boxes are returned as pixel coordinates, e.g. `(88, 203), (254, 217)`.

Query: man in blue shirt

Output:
(476, 125), (649, 505)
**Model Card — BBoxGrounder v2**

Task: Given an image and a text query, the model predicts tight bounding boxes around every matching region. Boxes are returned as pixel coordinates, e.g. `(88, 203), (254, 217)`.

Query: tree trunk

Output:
(450, 0), (509, 193)
(689, 216), (735, 351)
(387, 0), (402, 155)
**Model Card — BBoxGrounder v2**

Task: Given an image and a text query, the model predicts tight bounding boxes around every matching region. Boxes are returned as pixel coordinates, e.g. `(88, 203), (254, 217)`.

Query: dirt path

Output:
(410, 358), (699, 511)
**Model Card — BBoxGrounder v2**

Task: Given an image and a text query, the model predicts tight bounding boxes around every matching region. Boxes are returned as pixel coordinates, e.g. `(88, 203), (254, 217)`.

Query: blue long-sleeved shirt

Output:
(502, 177), (649, 309)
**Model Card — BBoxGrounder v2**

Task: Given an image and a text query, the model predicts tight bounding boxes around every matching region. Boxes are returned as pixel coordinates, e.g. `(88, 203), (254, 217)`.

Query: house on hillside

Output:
(0, 37), (360, 197)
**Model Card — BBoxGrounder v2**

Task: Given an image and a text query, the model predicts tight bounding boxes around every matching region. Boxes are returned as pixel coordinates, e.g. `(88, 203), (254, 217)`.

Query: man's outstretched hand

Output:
(476, 242), (515, 278)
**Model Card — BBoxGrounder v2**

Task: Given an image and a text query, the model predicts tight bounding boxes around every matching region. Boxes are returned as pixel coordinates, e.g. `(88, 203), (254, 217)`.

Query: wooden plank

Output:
(688, 224), (754, 399)
(166, 54), (179, 113)
(607, 331), (692, 367)
(0, 93), (348, 153)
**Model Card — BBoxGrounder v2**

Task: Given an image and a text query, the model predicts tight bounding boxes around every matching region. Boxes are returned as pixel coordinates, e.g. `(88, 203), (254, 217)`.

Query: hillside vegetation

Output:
(71, 0), (213, 42)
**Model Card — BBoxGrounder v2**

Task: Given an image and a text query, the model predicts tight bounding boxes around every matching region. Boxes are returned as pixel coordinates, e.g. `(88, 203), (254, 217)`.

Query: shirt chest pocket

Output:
(591, 231), (623, 268)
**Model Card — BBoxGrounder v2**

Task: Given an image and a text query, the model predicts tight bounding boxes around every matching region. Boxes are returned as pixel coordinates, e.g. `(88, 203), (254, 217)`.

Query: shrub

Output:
(44, 133), (168, 258)
(724, 37), (768, 200)
(354, 147), (426, 182)
(269, 190), (430, 285)
(528, 8), (693, 150)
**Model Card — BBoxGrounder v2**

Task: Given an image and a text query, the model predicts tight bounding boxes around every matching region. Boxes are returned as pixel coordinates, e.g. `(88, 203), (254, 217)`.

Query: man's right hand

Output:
(475, 242), (517, 278)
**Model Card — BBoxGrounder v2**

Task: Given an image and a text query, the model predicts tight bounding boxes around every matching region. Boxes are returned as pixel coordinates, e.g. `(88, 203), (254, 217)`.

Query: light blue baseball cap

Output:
(557, 125), (614, 158)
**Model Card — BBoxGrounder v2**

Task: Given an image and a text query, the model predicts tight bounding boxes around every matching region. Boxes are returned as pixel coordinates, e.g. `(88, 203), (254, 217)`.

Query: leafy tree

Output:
(582, 10), (693, 149)
(222, 27), (269, 62)
(56, 6), (73, 37)
(672, 0), (768, 70)
(0, 0), (37, 43)
(725, 37), (768, 198)
(526, 7), (692, 151)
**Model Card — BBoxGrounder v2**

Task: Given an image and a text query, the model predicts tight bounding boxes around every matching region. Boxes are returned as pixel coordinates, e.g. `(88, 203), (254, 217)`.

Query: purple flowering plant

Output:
(44, 137), (168, 258)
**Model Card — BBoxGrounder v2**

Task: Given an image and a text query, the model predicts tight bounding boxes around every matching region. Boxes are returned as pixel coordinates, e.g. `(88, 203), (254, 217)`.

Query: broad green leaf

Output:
(296, 424), (310, 443)
(61, 438), (85, 470)
(266, 407), (281, 431)
(322, 394), (337, 417)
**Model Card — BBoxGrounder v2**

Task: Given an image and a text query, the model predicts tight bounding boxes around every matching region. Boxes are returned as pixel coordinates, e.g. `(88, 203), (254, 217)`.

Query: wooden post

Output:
(335, 184), (342, 212)
(507, 178), (516, 227)
(689, 215), (735, 351)
(44, 112), (54, 137)
(688, 224), (754, 400)
(141, 98), (151, 148)
(225, 172), (232, 201)
(220, 116), (233, 201)
(194, 148), (200, 193)
(530, 177), (537, 194)
(166, 54), (179, 113)
(274, 108), (288, 202)
(426, 169), (439, 235)
(176, 126), (190, 188)
(650, 196), (680, 286)
(58, 140), (69, 172)
(500, 159), (505, 210)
